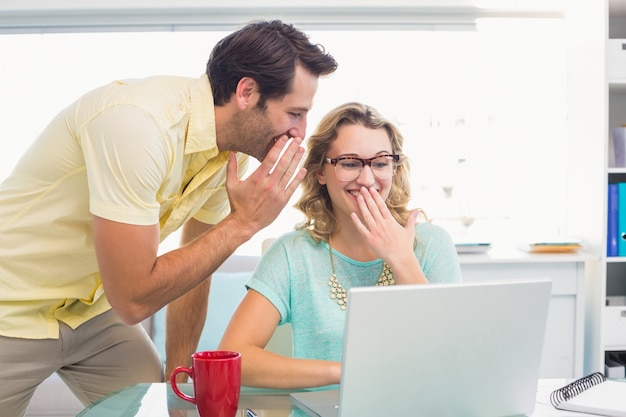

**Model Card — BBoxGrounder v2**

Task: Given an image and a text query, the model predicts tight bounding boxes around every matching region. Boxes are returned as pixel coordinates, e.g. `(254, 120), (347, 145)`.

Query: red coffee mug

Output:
(170, 350), (241, 417)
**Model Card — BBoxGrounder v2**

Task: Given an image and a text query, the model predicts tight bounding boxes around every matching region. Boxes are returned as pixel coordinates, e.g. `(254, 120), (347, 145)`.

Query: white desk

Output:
(76, 379), (607, 416)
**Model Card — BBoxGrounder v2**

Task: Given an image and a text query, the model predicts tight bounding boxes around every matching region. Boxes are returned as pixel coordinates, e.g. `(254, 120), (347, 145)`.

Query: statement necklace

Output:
(327, 238), (395, 310)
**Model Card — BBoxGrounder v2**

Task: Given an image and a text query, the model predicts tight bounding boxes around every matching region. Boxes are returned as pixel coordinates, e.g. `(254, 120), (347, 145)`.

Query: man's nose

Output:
(289, 119), (307, 140)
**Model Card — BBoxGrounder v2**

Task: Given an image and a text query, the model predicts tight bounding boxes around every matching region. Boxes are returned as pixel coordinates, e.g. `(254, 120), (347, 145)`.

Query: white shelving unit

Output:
(603, 1), (626, 371)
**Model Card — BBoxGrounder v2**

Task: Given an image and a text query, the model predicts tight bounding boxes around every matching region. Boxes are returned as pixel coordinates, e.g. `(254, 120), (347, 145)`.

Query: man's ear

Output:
(235, 77), (257, 110)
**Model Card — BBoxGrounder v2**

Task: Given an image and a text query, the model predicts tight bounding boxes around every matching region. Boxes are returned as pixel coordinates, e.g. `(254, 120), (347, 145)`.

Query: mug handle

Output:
(170, 366), (196, 404)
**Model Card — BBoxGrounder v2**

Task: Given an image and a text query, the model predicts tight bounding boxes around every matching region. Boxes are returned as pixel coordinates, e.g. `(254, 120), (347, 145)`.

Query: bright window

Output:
(0, 18), (566, 256)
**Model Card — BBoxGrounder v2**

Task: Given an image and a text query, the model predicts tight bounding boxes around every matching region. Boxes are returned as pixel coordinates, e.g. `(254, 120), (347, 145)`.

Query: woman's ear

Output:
(317, 169), (327, 185)
(235, 77), (257, 110)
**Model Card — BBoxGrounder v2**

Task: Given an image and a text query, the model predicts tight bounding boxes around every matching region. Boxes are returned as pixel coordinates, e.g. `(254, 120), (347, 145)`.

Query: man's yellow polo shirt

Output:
(0, 74), (248, 339)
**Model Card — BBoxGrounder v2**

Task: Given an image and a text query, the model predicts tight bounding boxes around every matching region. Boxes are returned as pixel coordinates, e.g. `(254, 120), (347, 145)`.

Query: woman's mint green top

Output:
(246, 222), (462, 372)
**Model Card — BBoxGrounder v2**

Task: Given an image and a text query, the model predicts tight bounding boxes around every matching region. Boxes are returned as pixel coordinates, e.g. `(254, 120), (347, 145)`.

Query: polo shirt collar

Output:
(185, 74), (218, 156)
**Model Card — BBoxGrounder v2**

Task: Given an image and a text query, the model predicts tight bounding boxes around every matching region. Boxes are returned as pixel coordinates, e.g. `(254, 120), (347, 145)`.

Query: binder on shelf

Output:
(613, 126), (626, 168)
(608, 183), (619, 257)
(550, 372), (626, 417)
(618, 183), (626, 256)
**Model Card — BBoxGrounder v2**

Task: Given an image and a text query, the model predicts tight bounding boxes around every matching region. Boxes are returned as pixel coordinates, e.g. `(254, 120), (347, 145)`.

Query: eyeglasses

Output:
(324, 154), (400, 182)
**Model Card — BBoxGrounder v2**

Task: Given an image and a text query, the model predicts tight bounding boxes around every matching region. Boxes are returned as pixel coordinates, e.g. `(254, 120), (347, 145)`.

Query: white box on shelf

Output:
(604, 301), (626, 347)
(607, 39), (626, 82)
(605, 358), (626, 378)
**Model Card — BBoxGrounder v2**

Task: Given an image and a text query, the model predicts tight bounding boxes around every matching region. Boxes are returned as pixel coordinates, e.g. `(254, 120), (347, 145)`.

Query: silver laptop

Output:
(290, 278), (552, 417)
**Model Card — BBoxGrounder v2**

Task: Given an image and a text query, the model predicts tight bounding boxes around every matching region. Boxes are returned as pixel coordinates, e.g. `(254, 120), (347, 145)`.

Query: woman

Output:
(219, 102), (461, 390)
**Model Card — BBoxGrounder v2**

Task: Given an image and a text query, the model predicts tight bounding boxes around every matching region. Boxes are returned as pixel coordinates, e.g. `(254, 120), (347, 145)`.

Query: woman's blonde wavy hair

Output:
(295, 102), (412, 242)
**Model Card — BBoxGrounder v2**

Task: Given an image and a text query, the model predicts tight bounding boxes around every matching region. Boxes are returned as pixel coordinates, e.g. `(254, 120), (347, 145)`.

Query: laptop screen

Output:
(292, 278), (551, 417)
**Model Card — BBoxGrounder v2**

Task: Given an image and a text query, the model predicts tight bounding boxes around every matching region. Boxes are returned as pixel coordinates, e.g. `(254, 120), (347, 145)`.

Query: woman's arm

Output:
(219, 289), (341, 389)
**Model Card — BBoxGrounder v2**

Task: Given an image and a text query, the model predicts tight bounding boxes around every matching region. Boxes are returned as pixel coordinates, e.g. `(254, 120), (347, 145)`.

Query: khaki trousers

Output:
(0, 309), (163, 417)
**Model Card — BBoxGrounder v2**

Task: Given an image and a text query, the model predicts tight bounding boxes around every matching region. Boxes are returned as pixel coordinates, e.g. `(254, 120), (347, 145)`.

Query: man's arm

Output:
(93, 135), (306, 325)
(165, 219), (213, 382)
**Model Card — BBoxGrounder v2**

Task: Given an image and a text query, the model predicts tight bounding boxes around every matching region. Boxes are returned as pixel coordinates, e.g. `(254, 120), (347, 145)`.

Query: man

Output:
(0, 19), (337, 416)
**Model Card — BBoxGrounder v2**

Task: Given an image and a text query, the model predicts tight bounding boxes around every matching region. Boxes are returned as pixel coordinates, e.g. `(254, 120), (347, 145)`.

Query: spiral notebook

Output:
(550, 372), (626, 417)
(291, 278), (552, 417)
